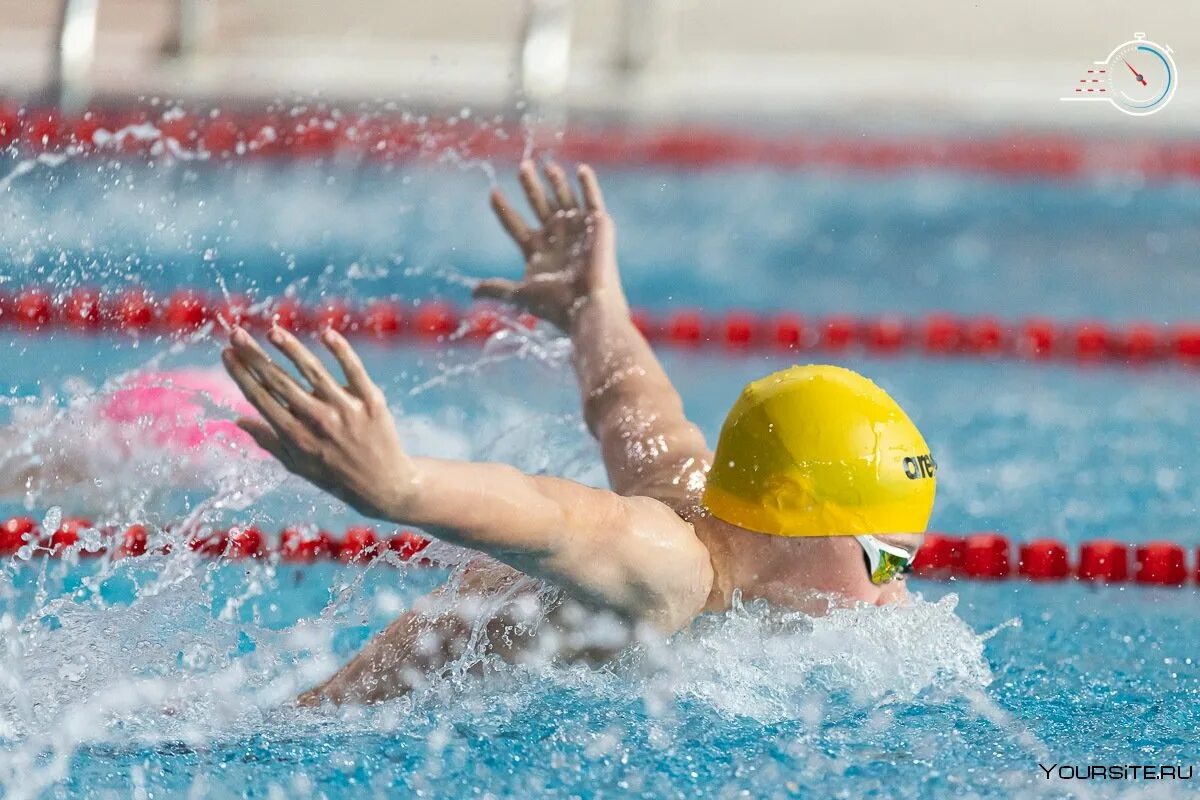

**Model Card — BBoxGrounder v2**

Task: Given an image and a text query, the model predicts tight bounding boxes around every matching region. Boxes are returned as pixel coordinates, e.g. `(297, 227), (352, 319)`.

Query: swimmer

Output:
(0, 368), (262, 500)
(220, 162), (935, 705)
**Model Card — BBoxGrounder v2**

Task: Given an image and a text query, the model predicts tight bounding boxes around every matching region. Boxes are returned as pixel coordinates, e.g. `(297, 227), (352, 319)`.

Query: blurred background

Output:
(2, 4), (1200, 800)
(1, 0), (1195, 130)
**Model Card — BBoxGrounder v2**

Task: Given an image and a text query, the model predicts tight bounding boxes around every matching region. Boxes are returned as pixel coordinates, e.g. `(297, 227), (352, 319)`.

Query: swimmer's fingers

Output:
(490, 189), (532, 255)
(238, 416), (328, 487)
(543, 162), (578, 211)
(518, 160), (554, 222)
(235, 417), (288, 462)
(472, 278), (519, 304)
(577, 165), (606, 214)
(222, 349), (305, 444)
(229, 328), (324, 423)
(321, 329), (381, 408)
(266, 325), (343, 401)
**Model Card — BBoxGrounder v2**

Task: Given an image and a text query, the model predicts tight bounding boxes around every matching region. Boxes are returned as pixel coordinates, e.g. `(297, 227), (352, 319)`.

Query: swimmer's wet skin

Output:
(220, 161), (934, 705)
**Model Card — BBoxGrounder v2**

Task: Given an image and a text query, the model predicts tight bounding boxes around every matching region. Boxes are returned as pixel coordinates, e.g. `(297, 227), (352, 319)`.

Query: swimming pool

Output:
(2, 154), (1199, 798)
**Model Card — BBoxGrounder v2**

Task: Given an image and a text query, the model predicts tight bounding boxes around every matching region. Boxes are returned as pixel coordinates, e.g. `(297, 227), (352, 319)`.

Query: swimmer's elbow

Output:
(644, 585), (709, 634)
(614, 501), (714, 632)
(544, 495), (710, 631)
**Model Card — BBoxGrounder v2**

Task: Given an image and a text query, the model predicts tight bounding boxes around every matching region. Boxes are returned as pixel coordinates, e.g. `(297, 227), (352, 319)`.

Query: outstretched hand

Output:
(221, 325), (414, 520)
(475, 160), (623, 331)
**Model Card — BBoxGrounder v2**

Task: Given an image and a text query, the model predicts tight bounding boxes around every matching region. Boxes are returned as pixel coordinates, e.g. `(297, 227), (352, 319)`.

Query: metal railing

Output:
(49, 0), (214, 109)
(517, 0), (574, 107)
(516, 0), (674, 113)
(49, 0), (100, 111)
(160, 0), (211, 60)
(46, 0), (673, 113)
(615, 0), (675, 79)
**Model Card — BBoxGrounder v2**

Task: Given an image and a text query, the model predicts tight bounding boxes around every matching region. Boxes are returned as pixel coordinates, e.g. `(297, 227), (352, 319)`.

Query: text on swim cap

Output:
(902, 454), (937, 480)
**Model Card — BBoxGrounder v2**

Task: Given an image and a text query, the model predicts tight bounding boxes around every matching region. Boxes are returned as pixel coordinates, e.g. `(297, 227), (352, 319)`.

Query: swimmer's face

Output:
(711, 518), (928, 611)
(812, 533), (925, 606)
(747, 532), (925, 611)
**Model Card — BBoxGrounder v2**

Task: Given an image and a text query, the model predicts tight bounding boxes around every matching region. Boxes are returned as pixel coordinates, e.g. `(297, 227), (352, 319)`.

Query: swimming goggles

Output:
(855, 535), (917, 585)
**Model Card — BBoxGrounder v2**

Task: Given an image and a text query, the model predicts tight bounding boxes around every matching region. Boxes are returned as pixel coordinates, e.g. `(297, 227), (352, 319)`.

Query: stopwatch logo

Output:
(1061, 33), (1178, 116)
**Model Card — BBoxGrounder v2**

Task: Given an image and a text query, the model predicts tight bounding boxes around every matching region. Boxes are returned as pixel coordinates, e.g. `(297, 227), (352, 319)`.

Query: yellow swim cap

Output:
(702, 365), (935, 537)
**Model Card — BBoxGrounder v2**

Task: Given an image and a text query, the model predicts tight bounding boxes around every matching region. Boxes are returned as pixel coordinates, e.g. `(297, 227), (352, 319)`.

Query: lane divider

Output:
(1, 517), (1197, 587)
(0, 516), (431, 563)
(1, 287), (1197, 368)
(914, 534), (1195, 586)
(3, 103), (1200, 180)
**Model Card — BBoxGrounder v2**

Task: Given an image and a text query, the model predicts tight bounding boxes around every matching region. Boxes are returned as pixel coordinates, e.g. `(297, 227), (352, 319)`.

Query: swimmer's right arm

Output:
(476, 162), (711, 508)
(221, 326), (713, 631)
(298, 561), (540, 705)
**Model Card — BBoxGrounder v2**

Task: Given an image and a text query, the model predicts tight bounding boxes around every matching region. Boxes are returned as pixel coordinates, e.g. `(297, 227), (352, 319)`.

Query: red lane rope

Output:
(0, 516), (431, 564)
(1, 516), (1196, 587)
(1, 287), (1196, 368)
(3, 103), (1200, 179)
(914, 533), (1198, 587)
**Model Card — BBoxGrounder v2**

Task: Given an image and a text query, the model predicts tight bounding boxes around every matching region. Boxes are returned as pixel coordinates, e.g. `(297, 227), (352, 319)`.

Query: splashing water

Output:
(0, 118), (212, 197)
(0, 328), (1020, 799)
(5, 119), (1183, 797)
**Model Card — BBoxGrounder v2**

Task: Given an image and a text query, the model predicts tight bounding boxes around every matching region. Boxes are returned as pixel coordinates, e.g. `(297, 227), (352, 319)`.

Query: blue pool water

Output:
(2, 155), (1200, 798)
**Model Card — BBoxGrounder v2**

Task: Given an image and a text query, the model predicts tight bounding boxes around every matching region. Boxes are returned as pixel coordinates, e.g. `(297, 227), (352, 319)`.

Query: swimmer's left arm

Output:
(221, 326), (712, 629)
(476, 162), (712, 510)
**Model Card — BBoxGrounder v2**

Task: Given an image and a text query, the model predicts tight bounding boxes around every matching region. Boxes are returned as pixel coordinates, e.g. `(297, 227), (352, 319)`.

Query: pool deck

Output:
(0, 0), (1195, 132)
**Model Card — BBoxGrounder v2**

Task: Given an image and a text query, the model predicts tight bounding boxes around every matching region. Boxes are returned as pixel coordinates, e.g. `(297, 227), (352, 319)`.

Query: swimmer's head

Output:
(102, 368), (262, 455)
(702, 365), (935, 539)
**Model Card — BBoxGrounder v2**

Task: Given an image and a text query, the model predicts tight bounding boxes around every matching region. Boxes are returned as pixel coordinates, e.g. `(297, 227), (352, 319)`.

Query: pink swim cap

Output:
(100, 368), (263, 456)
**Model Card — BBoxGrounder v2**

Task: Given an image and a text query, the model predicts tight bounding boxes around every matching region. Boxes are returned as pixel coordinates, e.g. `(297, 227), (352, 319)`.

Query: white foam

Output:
(0, 328), (1008, 797)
